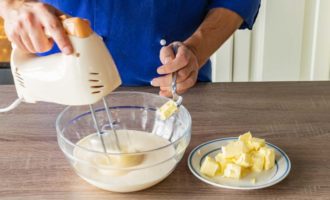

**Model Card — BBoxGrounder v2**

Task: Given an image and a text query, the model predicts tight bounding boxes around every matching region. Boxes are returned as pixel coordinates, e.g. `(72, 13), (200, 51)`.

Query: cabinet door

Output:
(0, 18), (12, 63)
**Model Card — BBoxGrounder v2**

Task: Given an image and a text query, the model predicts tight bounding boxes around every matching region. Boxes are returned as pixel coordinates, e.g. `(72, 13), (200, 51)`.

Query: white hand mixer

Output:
(0, 16), (123, 155)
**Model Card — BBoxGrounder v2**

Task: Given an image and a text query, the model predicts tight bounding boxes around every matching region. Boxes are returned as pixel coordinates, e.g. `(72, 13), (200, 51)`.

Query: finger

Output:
(157, 45), (190, 74)
(19, 30), (36, 53)
(160, 86), (171, 91)
(176, 65), (194, 83)
(151, 74), (172, 87)
(158, 70), (197, 96)
(25, 17), (52, 52)
(52, 6), (66, 17)
(176, 71), (198, 94)
(158, 71), (196, 96)
(159, 45), (175, 65)
(152, 64), (194, 87)
(159, 86), (172, 97)
(38, 5), (73, 54)
(152, 67), (193, 86)
(159, 89), (172, 97)
(45, 19), (73, 54)
(11, 32), (29, 52)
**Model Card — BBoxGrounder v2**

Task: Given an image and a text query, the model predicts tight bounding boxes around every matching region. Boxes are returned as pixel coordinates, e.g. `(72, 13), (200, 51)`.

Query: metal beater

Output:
(89, 97), (121, 155)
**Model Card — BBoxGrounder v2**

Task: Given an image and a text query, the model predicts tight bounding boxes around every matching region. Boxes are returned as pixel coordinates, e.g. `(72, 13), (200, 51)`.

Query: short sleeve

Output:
(208, 0), (261, 29)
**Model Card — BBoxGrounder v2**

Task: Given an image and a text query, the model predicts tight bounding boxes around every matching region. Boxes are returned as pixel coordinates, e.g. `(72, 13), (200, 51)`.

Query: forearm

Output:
(184, 8), (243, 68)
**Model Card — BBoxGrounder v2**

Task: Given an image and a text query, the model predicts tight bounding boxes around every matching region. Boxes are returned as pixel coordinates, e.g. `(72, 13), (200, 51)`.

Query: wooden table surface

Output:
(1, 82), (330, 200)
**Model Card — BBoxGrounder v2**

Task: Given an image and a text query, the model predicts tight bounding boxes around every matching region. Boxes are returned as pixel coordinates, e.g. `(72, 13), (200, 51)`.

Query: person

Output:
(0, 0), (260, 97)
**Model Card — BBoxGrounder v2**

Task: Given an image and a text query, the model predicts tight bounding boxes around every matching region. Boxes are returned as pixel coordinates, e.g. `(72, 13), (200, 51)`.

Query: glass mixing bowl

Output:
(56, 92), (191, 192)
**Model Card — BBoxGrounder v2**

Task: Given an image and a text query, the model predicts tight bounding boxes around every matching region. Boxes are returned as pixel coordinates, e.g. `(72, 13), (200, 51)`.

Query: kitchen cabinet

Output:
(0, 18), (13, 84)
(0, 18), (11, 63)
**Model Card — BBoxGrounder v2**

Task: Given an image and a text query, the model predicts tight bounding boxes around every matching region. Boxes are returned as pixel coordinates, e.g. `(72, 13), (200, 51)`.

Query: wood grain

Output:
(1, 82), (330, 200)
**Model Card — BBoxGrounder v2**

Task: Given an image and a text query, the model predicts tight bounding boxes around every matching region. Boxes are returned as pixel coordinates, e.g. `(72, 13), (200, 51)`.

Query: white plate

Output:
(188, 137), (291, 190)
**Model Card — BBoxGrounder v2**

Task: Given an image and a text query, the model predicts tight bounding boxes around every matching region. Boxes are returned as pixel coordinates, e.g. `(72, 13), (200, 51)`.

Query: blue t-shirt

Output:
(42, 0), (260, 86)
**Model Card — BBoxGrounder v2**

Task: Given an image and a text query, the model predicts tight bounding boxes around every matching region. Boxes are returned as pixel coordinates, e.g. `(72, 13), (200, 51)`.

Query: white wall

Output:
(212, 0), (330, 82)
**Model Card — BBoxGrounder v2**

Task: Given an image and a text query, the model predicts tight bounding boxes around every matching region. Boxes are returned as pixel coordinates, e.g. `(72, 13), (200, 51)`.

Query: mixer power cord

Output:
(0, 98), (23, 113)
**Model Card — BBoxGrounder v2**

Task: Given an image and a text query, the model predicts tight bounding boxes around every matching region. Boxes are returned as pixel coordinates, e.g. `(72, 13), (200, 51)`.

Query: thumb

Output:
(159, 45), (175, 65)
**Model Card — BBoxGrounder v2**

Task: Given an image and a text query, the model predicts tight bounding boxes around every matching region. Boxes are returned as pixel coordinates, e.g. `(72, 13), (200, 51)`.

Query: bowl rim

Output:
(56, 91), (192, 156)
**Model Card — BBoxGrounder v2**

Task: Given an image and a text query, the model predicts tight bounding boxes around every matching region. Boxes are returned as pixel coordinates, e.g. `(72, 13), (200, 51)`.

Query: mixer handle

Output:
(12, 15), (93, 55)
(42, 15), (93, 39)
(60, 15), (93, 38)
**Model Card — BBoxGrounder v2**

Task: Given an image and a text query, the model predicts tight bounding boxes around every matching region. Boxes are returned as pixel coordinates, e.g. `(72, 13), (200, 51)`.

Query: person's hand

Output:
(151, 42), (199, 97)
(0, 1), (73, 54)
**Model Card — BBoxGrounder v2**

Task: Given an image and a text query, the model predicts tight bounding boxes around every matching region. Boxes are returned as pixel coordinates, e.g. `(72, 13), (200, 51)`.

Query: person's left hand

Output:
(151, 42), (199, 97)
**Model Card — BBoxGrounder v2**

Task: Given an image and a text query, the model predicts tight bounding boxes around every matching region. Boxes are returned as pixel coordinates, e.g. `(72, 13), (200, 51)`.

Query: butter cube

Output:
(222, 141), (249, 158)
(241, 167), (251, 177)
(200, 156), (220, 177)
(92, 153), (144, 168)
(215, 153), (230, 174)
(233, 153), (251, 167)
(249, 137), (265, 150)
(215, 153), (227, 164)
(251, 151), (264, 172)
(224, 163), (242, 179)
(238, 132), (252, 143)
(158, 100), (178, 120)
(259, 147), (275, 170)
(109, 154), (145, 168)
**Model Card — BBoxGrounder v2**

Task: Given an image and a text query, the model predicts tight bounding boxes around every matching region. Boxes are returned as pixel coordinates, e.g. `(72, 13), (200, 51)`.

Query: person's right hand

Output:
(0, 1), (73, 54)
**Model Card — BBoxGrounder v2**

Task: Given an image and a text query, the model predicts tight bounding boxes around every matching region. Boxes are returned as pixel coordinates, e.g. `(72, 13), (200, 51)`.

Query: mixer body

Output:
(10, 18), (122, 105)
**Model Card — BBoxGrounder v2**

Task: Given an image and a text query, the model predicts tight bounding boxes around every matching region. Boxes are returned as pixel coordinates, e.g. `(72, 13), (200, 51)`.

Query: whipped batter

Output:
(73, 130), (177, 192)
